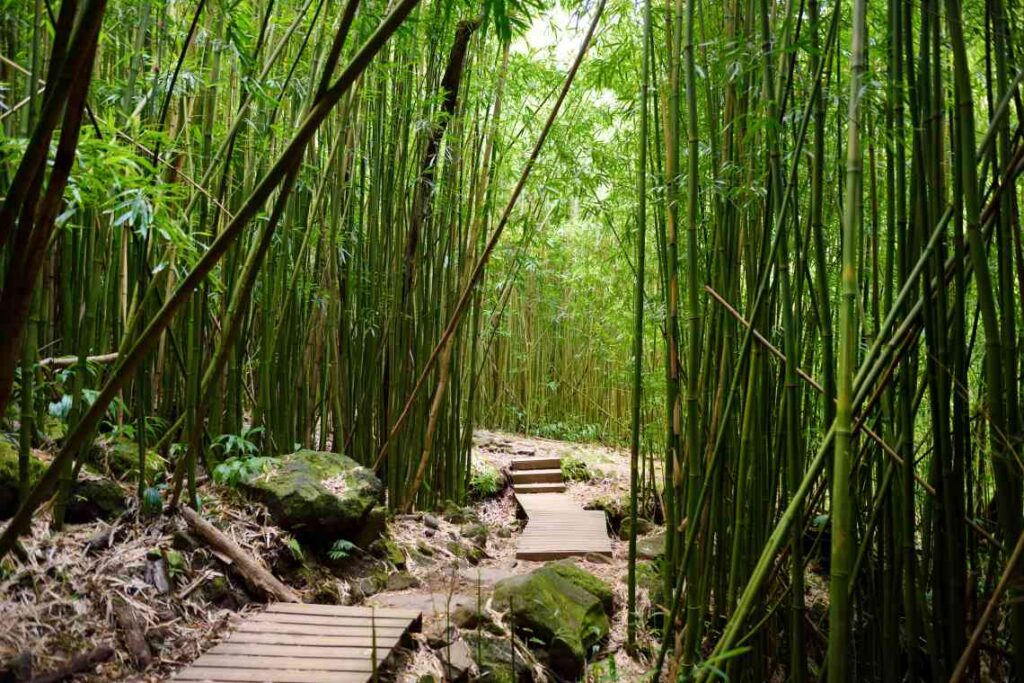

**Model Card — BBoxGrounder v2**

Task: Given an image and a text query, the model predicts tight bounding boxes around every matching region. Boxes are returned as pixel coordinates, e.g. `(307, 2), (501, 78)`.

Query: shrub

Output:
(468, 463), (503, 499)
(561, 454), (592, 482)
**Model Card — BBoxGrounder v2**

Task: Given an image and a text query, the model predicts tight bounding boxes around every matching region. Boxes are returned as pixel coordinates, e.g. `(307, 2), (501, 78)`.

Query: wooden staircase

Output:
(509, 451), (612, 560)
(510, 456), (565, 493)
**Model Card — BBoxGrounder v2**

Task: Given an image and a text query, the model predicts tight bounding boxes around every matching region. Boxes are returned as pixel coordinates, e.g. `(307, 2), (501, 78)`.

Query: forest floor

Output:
(0, 431), (658, 682)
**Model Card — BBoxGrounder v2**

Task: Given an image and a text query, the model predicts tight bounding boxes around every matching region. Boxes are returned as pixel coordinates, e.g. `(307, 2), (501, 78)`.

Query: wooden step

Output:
(511, 468), (562, 485)
(514, 482), (566, 493)
(511, 456), (562, 471)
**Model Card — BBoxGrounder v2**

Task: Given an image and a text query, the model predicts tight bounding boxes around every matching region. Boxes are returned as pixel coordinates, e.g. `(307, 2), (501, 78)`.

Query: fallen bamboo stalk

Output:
(180, 506), (300, 603)
(37, 352), (118, 369)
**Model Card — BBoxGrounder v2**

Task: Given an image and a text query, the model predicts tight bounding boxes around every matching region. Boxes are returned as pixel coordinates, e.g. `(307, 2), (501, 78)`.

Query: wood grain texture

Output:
(172, 603), (421, 683)
(512, 459), (612, 560)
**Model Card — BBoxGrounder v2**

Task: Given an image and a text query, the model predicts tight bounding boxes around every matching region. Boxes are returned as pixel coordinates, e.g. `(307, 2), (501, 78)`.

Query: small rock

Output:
(426, 624), (459, 649)
(436, 639), (476, 682)
(424, 514), (441, 530)
(618, 516), (655, 540)
(636, 532), (666, 560)
(460, 522), (489, 548)
(353, 576), (381, 600)
(370, 538), (406, 568)
(451, 604), (498, 633)
(424, 528), (436, 538)
(385, 571), (421, 591)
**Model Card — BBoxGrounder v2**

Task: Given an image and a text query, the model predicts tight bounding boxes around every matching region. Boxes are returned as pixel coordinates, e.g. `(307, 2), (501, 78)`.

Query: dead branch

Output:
(180, 506), (300, 603)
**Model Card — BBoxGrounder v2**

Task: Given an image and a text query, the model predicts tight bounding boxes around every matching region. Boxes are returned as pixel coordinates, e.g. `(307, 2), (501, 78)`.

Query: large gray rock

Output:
(493, 564), (610, 679)
(240, 450), (383, 548)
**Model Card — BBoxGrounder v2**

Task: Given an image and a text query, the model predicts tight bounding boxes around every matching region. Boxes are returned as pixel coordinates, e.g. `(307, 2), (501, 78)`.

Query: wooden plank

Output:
(510, 456), (562, 470)
(194, 654), (381, 672)
(235, 621), (409, 637)
(223, 633), (399, 648)
(265, 604), (421, 620)
(214, 644), (384, 658)
(173, 667), (367, 682)
(510, 468), (563, 484)
(175, 603), (422, 683)
(250, 612), (413, 626)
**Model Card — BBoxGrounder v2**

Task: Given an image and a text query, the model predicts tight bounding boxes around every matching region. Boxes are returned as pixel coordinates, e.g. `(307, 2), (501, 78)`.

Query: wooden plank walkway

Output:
(512, 456), (612, 561)
(172, 603), (422, 683)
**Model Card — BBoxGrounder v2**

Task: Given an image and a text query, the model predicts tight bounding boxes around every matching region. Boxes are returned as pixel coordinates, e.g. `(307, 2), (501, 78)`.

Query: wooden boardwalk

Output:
(512, 456), (612, 561)
(172, 603), (422, 683)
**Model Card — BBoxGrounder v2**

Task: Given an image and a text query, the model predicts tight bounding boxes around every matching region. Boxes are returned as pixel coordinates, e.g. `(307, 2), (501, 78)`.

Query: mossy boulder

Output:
(493, 565), (610, 679)
(636, 531), (665, 560)
(88, 434), (165, 484)
(617, 515), (654, 540)
(240, 449), (384, 549)
(65, 476), (126, 524)
(543, 560), (614, 614)
(0, 439), (45, 518)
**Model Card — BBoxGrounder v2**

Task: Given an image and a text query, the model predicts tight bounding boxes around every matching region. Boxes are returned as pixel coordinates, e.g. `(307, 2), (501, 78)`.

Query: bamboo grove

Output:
(3, 0), (1024, 680)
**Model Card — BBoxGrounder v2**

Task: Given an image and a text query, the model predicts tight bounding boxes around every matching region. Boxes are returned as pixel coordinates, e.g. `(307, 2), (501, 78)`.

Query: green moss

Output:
(493, 566), (610, 679)
(240, 450), (384, 549)
(65, 478), (126, 523)
(541, 560), (614, 614)
(0, 439), (45, 518)
(90, 435), (165, 483)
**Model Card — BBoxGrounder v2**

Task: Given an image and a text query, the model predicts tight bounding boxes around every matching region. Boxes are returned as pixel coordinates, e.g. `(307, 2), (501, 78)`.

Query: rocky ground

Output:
(0, 430), (666, 682)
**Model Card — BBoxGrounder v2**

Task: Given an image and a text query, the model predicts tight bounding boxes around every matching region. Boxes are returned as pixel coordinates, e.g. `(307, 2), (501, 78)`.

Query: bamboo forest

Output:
(2, 0), (1024, 680)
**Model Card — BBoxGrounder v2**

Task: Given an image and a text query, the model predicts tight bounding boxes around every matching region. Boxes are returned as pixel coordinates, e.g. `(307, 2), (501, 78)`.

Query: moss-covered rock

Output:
(493, 565), (610, 679)
(617, 515), (654, 540)
(542, 560), (614, 614)
(370, 537), (406, 568)
(460, 522), (489, 548)
(0, 438), (44, 519)
(88, 434), (165, 484)
(64, 477), (126, 524)
(241, 450), (383, 549)
(636, 531), (665, 560)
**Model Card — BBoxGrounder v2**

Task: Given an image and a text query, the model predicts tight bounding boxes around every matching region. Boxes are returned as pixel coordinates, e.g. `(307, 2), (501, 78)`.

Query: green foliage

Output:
(212, 425), (265, 460)
(468, 463), (503, 499)
(561, 454), (592, 483)
(212, 455), (279, 487)
(327, 539), (357, 561)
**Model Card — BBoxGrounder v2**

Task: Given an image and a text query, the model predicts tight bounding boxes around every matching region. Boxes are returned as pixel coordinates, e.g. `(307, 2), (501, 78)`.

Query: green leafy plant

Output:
(212, 455), (279, 487)
(468, 463), (503, 500)
(561, 454), (592, 483)
(286, 537), (306, 564)
(211, 425), (264, 460)
(327, 539), (358, 561)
